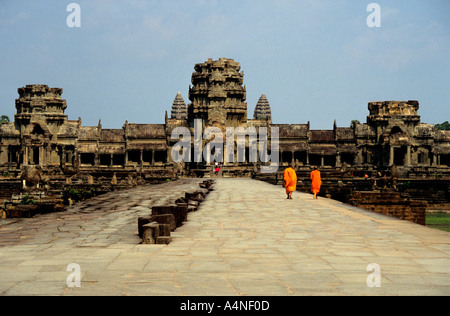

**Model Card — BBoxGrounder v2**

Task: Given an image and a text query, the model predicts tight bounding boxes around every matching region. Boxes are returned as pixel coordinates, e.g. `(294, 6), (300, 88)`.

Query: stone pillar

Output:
(68, 150), (73, 165)
(40, 146), (45, 167)
(24, 147), (29, 166)
(320, 155), (324, 167)
(406, 145), (411, 166)
(205, 143), (210, 164)
(62, 147), (66, 164)
(224, 144), (231, 165)
(94, 154), (99, 166)
(0, 146), (6, 165)
(336, 153), (341, 168)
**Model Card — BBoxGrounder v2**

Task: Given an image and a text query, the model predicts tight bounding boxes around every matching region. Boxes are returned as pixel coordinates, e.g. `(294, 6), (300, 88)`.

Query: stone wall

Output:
(347, 191), (427, 225)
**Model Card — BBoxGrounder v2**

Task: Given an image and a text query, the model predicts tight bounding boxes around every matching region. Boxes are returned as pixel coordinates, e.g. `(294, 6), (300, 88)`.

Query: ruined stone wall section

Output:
(349, 191), (427, 225)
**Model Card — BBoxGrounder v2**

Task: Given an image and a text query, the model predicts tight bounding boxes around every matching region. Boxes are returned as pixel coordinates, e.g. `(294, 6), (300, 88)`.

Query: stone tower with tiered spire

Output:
(187, 58), (247, 129)
(170, 92), (187, 119)
(253, 93), (272, 122)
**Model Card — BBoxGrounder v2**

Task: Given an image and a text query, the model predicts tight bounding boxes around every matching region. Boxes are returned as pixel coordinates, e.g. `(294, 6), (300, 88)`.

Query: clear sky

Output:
(1, 0), (448, 129)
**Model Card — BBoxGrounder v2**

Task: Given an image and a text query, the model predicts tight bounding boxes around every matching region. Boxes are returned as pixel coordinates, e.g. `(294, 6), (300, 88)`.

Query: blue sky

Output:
(0, 0), (449, 129)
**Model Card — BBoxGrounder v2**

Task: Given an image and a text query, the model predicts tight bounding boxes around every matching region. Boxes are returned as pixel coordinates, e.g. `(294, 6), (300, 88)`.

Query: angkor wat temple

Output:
(1, 58), (449, 188)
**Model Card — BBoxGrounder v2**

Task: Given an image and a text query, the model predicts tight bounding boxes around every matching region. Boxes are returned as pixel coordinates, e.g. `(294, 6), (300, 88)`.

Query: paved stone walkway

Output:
(0, 178), (448, 296)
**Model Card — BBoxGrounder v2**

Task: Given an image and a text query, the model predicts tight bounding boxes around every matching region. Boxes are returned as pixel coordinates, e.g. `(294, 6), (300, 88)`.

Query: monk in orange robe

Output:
(310, 166), (321, 199)
(283, 163), (297, 199)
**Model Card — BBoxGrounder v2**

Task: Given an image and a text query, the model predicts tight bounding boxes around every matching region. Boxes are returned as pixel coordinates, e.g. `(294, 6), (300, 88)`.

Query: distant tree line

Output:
(0, 115), (10, 123)
(350, 120), (360, 128)
(434, 121), (450, 131)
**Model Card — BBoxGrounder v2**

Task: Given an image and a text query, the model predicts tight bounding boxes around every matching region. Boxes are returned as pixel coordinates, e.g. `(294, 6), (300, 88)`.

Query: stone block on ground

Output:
(175, 198), (187, 205)
(158, 223), (171, 237)
(156, 236), (172, 244)
(199, 180), (214, 191)
(138, 214), (176, 237)
(7, 205), (39, 218)
(188, 199), (199, 211)
(141, 222), (159, 244)
(151, 205), (188, 228)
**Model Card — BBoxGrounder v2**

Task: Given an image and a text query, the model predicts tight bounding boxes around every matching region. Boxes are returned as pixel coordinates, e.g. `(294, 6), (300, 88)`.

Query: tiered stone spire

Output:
(188, 58), (247, 127)
(170, 92), (187, 119)
(253, 93), (272, 120)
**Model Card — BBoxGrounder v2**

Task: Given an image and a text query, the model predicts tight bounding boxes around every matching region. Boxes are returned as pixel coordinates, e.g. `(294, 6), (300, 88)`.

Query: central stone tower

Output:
(187, 58), (247, 130)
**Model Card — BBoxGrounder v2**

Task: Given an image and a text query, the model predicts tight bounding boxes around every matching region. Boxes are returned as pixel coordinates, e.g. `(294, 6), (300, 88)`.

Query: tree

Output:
(435, 121), (450, 131)
(0, 115), (10, 124)
(350, 120), (360, 129)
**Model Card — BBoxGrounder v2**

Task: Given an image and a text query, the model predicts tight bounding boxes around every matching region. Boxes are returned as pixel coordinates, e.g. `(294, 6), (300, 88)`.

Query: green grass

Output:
(426, 212), (450, 232)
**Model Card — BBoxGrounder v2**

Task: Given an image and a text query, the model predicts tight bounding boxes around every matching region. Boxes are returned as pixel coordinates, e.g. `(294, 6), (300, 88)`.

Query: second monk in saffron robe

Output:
(310, 168), (321, 195)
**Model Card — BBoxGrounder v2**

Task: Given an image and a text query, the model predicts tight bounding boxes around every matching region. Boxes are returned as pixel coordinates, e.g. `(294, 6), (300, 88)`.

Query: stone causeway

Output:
(0, 178), (448, 296)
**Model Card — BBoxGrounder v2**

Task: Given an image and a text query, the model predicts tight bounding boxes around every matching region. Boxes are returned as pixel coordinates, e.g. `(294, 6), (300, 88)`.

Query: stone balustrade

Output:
(138, 180), (214, 244)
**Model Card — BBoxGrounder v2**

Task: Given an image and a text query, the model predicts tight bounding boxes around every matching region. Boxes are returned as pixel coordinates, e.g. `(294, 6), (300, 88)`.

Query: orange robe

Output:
(283, 167), (297, 193)
(310, 170), (321, 194)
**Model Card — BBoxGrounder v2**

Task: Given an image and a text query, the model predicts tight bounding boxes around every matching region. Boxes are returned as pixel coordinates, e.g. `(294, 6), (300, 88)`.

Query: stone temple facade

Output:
(0, 58), (449, 183)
